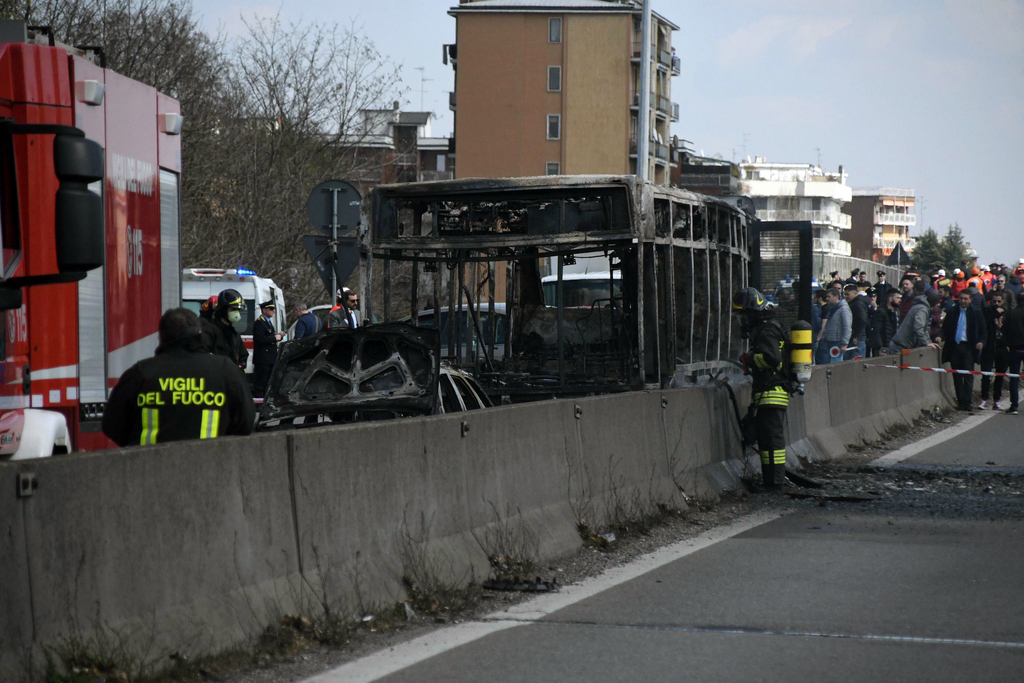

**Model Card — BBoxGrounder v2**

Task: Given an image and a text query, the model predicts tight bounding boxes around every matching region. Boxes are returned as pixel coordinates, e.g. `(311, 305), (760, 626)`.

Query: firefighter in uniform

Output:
(733, 287), (788, 487)
(102, 308), (255, 446)
(201, 288), (249, 371)
(252, 299), (283, 398)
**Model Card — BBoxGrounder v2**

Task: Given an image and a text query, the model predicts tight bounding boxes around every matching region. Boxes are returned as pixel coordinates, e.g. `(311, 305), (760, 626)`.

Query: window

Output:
(436, 155), (446, 172)
(546, 162), (560, 175)
(549, 17), (562, 43)
(547, 66), (561, 92)
(547, 114), (560, 140)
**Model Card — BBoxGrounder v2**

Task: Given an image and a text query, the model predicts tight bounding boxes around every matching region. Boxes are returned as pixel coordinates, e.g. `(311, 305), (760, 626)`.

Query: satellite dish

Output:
(306, 179), (361, 236)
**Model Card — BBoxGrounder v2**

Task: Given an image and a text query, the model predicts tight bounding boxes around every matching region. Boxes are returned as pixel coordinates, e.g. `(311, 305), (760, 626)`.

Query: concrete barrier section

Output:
(0, 348), (953, 676)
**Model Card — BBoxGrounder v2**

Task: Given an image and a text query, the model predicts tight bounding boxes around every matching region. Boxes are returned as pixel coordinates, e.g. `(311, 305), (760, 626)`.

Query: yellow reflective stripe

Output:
(140, 408), (160, 445)
(773, 449), (787, 464)
(754, 387), (789, 407)
(200, 410), (221, 439)
(753, 354), (768, 369)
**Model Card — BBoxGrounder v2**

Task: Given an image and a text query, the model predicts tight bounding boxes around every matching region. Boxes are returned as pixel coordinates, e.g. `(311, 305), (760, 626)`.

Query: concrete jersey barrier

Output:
(0, 348), (952, 676)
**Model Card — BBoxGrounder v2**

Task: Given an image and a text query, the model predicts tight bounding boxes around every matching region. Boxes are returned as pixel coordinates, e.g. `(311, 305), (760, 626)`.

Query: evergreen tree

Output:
(911, 228), (944, 271)
(939, 223), (970, 272)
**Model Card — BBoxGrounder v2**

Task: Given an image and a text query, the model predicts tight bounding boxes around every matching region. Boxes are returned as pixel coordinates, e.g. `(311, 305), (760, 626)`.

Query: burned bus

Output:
(358, 175), (751, 401)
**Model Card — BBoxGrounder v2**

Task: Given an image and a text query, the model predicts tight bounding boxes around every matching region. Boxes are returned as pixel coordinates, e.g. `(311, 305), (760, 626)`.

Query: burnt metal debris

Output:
(259, 323), (439, 424)
(358, 175), (753, 401)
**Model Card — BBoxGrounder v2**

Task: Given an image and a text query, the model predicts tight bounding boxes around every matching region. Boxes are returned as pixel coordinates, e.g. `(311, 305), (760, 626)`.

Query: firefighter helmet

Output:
(201, 295), (218, 313)
(732, 287), (774, 313)
(216, 288), (245, 324)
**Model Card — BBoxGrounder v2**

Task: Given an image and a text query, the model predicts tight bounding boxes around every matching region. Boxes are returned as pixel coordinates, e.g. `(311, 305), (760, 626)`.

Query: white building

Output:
(738, 157), (853, 257)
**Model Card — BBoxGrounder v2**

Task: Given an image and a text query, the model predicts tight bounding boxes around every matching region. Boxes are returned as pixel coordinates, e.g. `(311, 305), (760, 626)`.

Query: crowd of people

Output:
(811, 259), (1024, 415)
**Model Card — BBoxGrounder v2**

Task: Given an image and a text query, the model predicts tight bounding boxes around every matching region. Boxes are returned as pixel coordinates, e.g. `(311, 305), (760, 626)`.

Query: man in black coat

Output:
(869, 290), (901, 356)
(1004, 291), (1024, 415)
(937, 289), (988, 411)
(874, 270), (892, 305)
(252, 299), (284, 398)
(980, 291), (1009, 410)
(201, 288), (249, 371)
(103, 308), (254, 446)
(844, 284), (869, 359)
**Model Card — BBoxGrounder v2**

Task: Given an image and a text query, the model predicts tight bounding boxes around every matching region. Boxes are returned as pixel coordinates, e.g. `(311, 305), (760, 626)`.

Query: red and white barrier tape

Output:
(869, 364), (1023, 379)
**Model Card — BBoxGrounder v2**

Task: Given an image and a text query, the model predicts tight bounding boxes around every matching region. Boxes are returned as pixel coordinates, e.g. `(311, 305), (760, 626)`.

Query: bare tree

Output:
(195, 14), (404, 308)
(12, 1), (405, 310)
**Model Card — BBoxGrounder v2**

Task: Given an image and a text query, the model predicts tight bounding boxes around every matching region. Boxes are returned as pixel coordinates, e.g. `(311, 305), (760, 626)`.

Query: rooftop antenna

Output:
(414, 67), (433, 110)
(918, 195), (927, 232)
(814, 147), (821, 168)
(741, 133), (750, 160)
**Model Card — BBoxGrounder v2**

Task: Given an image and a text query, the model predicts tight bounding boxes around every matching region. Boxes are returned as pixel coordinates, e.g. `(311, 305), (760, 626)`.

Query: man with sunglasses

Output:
(252, 299), (284, 398)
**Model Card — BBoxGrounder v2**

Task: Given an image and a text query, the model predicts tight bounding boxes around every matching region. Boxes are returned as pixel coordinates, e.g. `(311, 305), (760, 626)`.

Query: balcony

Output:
(671, 54), (681, 75)
(656, 95), (671, 115)
(874, 211), (916, 227)
(658, 49), (672, 69)
(630, 40), (655, 60)
(449, 91), (456, 112)
(628, 137), (668, 161)
(756, 210), (852, 229)
(671, 102), (679, 122)
(813, 238), (852, 256)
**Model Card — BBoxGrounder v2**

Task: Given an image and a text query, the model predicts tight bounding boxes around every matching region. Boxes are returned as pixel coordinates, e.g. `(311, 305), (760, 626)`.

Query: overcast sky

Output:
(196, 0), (1023, 265)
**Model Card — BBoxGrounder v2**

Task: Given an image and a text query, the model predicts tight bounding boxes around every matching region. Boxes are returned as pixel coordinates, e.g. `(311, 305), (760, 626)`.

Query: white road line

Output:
(301, 621), (522, 683)
(871, 412), (998, 465)
(484, 509), (784, 622)
(301, 509), (784, 683)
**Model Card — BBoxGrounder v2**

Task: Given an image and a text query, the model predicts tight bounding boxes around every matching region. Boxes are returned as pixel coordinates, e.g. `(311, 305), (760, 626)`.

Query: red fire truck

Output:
(0, 22), (182, 457)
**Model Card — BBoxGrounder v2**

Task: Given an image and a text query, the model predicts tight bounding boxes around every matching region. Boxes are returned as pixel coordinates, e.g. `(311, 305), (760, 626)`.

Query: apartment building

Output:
(843, 188), (916, 261)
(347, 106), (455, 192)
(447, 0), (679, 183)
(738, 157), (854, 258)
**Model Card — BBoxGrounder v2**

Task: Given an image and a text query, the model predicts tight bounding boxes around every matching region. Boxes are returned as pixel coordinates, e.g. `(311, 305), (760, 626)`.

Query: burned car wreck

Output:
(356, 175), (753, 401)
(258, 323), (440, 426)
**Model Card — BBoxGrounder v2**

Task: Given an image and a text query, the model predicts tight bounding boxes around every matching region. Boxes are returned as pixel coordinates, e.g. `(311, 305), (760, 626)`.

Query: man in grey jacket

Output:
(889, 292), (941, 353)
(819, 288), (851, 363)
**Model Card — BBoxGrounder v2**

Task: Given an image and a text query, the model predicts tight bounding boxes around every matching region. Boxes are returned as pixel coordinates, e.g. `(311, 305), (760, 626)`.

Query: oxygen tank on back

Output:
(790, 320), (813, 392)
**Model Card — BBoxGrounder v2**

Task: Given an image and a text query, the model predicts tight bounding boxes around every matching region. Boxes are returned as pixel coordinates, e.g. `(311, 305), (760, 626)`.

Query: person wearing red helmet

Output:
(199, 295), (218, 322)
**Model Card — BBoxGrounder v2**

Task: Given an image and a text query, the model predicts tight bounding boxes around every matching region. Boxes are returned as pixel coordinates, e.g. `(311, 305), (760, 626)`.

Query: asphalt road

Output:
(902, 411), (1024, 468)
(309, 415), (1024, 683)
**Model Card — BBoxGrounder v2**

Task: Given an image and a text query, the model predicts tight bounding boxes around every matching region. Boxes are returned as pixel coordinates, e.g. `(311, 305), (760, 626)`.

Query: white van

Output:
(181, 268), (287, 375)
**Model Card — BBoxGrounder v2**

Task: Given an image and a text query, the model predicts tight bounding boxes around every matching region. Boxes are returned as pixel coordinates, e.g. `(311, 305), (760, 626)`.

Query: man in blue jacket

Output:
(937, 289), (988, 411)
(292, 303), (323, 339)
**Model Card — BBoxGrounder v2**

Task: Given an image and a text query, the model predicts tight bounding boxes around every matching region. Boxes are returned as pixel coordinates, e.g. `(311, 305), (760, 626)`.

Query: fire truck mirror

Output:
(53, 133), (104, 273)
